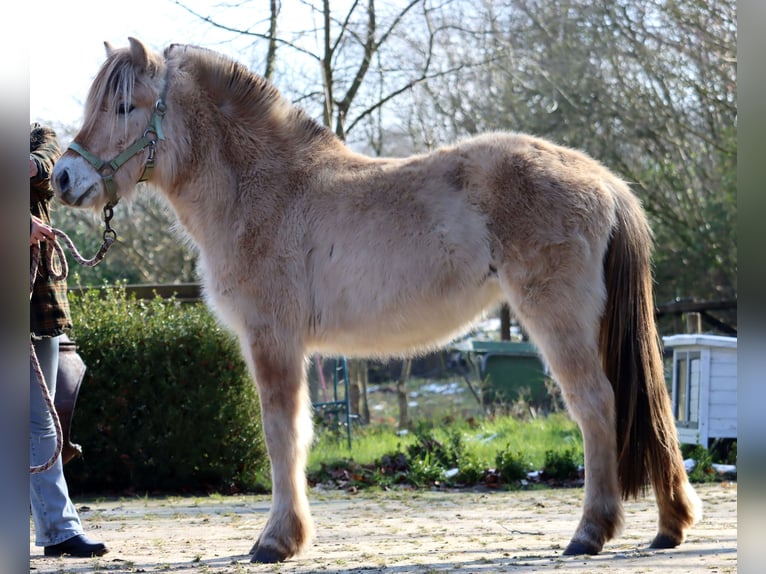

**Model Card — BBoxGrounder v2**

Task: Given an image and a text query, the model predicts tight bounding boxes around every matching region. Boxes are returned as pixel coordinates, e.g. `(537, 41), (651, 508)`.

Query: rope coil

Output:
(30, 224), (115, 474)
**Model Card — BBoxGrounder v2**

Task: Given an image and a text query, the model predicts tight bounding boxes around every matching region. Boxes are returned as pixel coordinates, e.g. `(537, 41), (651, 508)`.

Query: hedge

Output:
(65, 285), (268, 495)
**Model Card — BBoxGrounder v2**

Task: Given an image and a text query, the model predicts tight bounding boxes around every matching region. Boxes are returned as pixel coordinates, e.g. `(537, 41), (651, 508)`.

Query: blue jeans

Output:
(30, 335), (83, 547)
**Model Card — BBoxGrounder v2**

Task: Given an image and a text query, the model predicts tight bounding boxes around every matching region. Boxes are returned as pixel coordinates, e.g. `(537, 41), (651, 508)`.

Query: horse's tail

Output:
(599, 184), (688, 503)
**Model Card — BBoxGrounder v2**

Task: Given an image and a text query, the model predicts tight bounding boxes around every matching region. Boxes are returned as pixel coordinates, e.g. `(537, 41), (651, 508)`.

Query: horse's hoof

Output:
(250, 545), (288, 563)
(650, 533), (681, 549)
(563, 540), (601, 556)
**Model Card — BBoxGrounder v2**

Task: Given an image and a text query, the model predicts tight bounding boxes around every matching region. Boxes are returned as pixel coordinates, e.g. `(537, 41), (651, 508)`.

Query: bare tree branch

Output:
(172, 0), (321, 62)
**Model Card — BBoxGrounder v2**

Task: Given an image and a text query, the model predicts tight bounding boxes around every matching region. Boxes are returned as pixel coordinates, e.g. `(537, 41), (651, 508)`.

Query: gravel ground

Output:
(29, 481), (736, 573)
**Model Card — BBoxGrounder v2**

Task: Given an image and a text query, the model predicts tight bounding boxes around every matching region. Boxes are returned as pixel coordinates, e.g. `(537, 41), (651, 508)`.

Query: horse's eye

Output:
(117, 103), (135, 115)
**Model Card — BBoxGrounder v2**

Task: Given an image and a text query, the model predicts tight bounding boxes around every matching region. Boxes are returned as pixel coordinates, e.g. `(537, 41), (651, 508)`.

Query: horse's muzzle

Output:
(54, 166), (71, 198)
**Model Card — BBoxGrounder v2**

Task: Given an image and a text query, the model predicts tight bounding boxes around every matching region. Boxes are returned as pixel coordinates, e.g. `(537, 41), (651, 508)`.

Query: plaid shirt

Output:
(30, 122), (72, 339)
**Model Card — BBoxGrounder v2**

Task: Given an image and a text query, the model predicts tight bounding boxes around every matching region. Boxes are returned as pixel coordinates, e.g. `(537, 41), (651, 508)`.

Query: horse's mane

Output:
(84, 40), (336, 147)
(166, 43), (283, 116)
(164, 43), (336, 146)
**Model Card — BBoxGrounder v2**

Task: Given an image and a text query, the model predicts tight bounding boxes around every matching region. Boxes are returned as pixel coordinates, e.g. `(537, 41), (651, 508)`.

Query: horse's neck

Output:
(156, 133), (299, 255)
(156, 81), (358, 257)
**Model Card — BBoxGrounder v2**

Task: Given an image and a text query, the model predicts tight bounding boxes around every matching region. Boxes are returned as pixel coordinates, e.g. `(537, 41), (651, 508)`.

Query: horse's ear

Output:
(128, 37), (150, 73)
(104, 41), (115, 57)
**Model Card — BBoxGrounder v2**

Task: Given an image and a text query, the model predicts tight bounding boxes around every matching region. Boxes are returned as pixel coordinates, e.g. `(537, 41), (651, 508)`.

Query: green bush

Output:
(681, 443), (717, 484)
(66, 285), (268, 494)
(542, 448), (580, 480)
(406, 425), (456, 468)
(408, 454), (446, 487)
(495, 446), (530, 484)
(453, 453), (488, 485)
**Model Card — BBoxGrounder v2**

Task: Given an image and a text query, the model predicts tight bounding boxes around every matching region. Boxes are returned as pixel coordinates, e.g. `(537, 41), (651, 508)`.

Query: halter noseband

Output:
(68, 97), (167, 209)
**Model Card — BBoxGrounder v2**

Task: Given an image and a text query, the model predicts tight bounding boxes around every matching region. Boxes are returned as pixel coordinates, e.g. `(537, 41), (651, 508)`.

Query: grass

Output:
(307, 375), (734, 489)
(309, 411), (583, 475)
(307, 376), (584, 489)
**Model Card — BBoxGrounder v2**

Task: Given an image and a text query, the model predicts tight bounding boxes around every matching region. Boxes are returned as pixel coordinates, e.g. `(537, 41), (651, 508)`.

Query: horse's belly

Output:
(308, 279), (503, 358)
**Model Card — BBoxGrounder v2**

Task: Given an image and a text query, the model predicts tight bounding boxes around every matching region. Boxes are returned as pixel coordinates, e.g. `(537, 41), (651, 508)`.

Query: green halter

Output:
(68, 98), (167, 209)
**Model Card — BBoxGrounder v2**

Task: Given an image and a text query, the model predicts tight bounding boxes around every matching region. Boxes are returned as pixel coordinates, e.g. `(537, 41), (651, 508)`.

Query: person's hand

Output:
(31, 215), (54, 246)
(30, 156), (38, 178)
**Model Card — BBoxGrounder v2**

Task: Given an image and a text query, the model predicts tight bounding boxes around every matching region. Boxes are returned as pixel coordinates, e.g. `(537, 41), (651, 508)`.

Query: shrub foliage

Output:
(66, 286), (267, 494)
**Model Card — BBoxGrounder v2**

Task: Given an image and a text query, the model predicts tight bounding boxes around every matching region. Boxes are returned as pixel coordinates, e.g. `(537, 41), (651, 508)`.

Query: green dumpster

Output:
(471, 340), (548, 406)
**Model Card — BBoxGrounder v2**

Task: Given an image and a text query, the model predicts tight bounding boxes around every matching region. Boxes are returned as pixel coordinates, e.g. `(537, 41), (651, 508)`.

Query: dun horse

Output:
(53, 38), (701, 563)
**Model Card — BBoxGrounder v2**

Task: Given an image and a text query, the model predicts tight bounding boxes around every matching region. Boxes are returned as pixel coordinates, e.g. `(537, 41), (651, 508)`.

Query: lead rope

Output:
(30, 213), (116, 474)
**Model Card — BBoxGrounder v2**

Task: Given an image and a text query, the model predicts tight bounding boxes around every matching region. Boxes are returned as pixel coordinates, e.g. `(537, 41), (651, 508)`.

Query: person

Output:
(29, 122), (108, 558)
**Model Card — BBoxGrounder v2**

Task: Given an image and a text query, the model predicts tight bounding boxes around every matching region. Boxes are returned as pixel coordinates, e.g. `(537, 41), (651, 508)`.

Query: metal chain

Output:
(29, 214), (116, 474)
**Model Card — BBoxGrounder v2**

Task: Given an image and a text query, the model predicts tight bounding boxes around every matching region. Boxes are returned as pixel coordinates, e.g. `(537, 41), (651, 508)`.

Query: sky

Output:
(29, 0), (273, 130)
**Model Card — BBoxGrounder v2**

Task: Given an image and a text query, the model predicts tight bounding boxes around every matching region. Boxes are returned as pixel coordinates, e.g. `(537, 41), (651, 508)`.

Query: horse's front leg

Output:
(247, 343), (314, 563)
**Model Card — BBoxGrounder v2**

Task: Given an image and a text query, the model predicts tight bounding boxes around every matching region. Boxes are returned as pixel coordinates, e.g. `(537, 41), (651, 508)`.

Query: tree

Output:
(174, 0), (462, 148)
(415, 0), (736, 322)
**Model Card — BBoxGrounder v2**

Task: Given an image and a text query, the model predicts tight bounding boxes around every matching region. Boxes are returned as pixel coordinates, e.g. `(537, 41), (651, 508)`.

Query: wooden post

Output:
(397, 358), (412, 430)
(500, 304), (511, 341)
(685, 312), (702, 334)
(348, 359), (371, 424)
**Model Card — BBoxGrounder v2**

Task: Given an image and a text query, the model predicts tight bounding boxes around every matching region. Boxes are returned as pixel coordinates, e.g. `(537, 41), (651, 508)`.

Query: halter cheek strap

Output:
(68, 98), (167, 209)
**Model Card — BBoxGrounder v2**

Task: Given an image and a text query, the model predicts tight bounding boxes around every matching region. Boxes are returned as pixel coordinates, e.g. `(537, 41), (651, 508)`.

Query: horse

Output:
(52, 37), (701, 563)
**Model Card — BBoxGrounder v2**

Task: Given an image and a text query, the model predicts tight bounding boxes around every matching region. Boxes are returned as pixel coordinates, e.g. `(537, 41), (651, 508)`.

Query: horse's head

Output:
(53, 37), (166, 211)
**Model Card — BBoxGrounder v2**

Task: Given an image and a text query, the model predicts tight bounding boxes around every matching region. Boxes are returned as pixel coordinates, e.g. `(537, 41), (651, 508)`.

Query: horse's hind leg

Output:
(247, 342), (314, 563)
(539, 332), (623, 554)
(505, 275), (622, 554)
(643, 376), (702, 549)
(651, 470), (702, 548)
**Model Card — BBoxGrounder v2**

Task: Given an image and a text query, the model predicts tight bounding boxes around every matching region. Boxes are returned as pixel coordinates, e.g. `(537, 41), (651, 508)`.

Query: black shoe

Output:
(44, 534), (108, 557)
